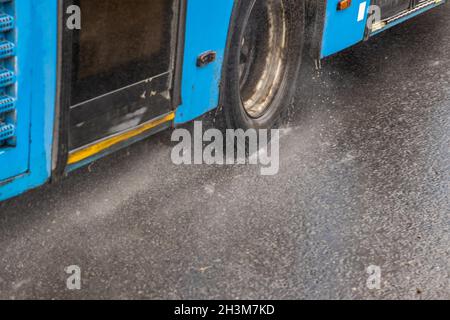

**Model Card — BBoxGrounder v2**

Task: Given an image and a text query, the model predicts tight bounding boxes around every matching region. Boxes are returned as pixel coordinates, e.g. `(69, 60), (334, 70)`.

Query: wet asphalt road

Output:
(0, 6), (449, 300)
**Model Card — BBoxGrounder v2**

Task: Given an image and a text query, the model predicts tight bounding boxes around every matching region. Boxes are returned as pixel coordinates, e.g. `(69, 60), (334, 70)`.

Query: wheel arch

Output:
(218, 0), (326, 109)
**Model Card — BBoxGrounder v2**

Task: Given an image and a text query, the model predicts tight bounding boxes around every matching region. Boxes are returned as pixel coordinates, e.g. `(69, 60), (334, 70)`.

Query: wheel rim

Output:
(239, 0), (288, 119)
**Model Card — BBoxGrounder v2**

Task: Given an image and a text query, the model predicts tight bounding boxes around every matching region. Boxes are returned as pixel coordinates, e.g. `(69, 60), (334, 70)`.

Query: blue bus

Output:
(0, 0), (446, 201)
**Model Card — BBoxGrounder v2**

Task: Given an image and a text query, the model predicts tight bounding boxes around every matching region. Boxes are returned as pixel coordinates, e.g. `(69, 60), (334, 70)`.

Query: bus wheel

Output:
(221, 0), (304, 131)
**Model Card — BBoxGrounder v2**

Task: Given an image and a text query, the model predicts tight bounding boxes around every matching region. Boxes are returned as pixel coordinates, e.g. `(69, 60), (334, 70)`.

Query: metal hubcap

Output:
(239, 0), (288, 119)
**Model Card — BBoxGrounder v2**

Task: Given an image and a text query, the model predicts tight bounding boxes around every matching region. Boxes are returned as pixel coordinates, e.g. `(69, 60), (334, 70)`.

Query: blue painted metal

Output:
(321, 0), (370, 58)
(174, 0), (235, 124)
(0, 0), (57, 201)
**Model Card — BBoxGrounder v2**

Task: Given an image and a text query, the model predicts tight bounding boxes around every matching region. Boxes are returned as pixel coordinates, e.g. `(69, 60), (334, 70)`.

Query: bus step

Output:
(371, 0), (444, 33)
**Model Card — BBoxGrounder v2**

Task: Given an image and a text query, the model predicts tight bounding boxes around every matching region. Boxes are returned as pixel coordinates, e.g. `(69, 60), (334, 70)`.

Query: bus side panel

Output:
(174, 0), (234, 124)
(321, 0), (369, 58)
(0, 0), (57, 202)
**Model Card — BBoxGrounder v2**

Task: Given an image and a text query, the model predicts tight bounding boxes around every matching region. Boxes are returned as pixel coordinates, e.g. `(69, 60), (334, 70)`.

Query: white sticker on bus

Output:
(358, 2), (367, 22)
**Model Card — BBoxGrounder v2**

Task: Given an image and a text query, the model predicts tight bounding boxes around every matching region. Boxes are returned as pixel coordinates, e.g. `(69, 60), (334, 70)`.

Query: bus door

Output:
(370, 0), (444, 33)
(373, 0), (412, 20)
(372, 0), (446, 21)
(62, 0), (181, 153)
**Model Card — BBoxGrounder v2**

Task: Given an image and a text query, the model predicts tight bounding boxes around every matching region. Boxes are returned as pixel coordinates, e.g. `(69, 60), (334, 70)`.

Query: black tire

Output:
(220, 0), (305, 131)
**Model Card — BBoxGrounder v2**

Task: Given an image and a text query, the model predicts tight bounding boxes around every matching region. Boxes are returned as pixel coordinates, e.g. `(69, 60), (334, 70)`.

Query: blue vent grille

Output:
(0, 121), (14, 141)
(0, 95), (14, 113)
(0, 68), (15, 87)
(0, 0), (16, 145)
(0, 13), (14, 32)
(0, 40), (14, 59)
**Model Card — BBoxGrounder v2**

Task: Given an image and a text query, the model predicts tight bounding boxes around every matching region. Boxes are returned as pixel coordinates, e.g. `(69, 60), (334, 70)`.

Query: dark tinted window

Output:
(70, 0), (175, 105)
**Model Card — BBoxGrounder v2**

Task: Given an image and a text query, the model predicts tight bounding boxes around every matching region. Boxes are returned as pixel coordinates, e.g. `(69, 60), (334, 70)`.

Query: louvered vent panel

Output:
(0, 0), (16, 147)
